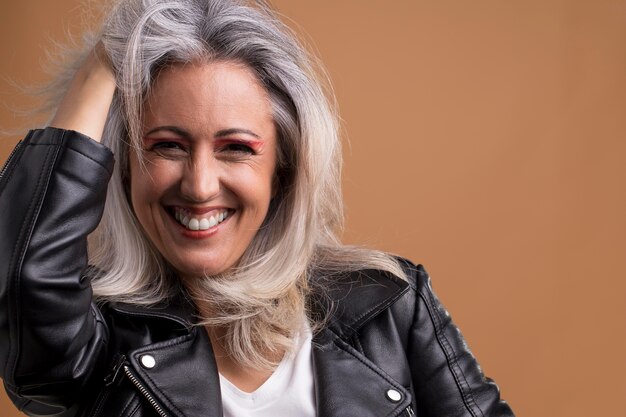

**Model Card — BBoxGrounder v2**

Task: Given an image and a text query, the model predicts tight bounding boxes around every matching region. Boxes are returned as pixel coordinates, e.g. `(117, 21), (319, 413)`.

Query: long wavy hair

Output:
(61, 0), (409, 370)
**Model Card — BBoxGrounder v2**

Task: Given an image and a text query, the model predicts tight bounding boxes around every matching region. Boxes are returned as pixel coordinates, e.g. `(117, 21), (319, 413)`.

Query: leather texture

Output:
(0, 128), (515, 417)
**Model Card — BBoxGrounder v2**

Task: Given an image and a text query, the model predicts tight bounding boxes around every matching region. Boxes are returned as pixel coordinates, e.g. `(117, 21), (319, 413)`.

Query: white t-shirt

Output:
(219, 328), (315, 417)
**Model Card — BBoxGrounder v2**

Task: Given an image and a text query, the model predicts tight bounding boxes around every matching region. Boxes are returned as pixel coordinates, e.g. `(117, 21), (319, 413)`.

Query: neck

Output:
(206, 326), (283, 393)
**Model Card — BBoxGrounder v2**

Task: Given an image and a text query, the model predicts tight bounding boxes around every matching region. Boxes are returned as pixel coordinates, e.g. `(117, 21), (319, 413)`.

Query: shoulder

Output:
(395, 257), (431, 291)
(312, 256), (431, 304)
(309, 257), (429, 338)
(312, 256), (429, 291)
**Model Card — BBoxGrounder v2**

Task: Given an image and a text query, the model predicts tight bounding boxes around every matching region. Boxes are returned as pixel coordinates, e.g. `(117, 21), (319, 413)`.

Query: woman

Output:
(0, 0), (515, 416)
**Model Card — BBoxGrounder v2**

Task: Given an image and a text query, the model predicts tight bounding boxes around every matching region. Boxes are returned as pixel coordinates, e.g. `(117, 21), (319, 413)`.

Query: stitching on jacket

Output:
(352, 333), (365, 354)
(136, 331), (195, 352)
(119, 393), (141, 417)
(6, 144), (57, 383)
(110, 306), (192, 329)
(350, 295), (395, 331)
(28, 133), (113, 172)
(88, 390), (109, 417)
(419, 287), (484, 417)
(331, 336), (410, 417)
(347, 278), (408, 334)
(426, 288), (482, 416)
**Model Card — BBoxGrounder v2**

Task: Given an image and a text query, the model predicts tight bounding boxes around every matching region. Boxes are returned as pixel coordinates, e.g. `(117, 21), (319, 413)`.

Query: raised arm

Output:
(50, 43), (116, 141)
(0, 45), (116, 415)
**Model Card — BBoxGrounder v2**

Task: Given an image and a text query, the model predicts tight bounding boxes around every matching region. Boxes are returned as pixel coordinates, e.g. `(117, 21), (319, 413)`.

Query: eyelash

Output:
(150, 141), (184, 151)
(147, 141), (256, 155)
(220, 143), (255, 155)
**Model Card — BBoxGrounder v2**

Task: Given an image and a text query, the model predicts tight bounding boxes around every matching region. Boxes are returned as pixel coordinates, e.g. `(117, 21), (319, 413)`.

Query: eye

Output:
(220, 142), (256, 155)
(144, 139), (188, 156)
(142, 139), (189, 160)
(151, 141), (184, 150)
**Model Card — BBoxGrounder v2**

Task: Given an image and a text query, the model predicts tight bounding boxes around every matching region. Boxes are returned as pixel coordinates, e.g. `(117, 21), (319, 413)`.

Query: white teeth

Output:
(188, 218), (200, 230)
(173, 208), (230, 231)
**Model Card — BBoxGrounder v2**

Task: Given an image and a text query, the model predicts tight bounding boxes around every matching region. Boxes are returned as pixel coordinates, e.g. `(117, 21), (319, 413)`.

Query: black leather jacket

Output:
(0, 128), (515, 417)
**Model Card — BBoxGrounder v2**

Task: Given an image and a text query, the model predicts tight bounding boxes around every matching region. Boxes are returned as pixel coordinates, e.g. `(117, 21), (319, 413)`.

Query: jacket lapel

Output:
(127, 326), (223, 417)
(112, 297), (223, 417)
(313, 329), (412, 417)
(311, 269), (412, 417)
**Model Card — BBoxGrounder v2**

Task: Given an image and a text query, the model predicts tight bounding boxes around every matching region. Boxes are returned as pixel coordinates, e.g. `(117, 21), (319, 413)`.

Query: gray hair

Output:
(80, 0), (406, 370)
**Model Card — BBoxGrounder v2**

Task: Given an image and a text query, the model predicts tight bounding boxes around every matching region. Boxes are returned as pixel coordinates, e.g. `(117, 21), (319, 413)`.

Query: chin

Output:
(173, 259), (232, 281)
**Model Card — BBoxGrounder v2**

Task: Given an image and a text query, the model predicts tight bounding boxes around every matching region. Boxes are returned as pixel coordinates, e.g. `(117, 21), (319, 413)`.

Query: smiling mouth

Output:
(172, 207), (232, 231)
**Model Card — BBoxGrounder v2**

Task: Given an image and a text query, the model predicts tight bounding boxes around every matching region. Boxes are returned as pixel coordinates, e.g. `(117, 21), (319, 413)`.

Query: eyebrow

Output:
(144, 126), (261, 140)
(215, 128), (261, 140)
(144, 126), (191, 138)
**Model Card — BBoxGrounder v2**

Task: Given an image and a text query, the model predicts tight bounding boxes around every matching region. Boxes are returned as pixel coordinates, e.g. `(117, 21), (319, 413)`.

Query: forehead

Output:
(144, 60), (274, 128)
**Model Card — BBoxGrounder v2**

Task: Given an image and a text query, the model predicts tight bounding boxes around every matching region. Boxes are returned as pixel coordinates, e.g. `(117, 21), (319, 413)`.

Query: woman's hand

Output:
(50, 42), (116, 143)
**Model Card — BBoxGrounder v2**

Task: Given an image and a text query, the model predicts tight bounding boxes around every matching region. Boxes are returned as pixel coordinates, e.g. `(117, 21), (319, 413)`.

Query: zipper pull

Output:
(405, 405), (416, 416)
(104, 354), (126, 387)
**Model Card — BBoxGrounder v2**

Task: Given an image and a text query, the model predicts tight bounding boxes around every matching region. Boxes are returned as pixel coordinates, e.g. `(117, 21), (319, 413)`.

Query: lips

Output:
(172, 207), (232, 231)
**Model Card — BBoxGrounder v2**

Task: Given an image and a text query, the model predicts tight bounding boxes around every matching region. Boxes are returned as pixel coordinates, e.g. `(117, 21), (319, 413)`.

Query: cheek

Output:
(236, 168), (275, 203)
(129, 158), (179, 204)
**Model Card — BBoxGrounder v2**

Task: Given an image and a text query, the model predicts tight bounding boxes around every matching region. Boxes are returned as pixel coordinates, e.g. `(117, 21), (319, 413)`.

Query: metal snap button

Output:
(386, 388), (402, 403)
(140, 354), (156, 369)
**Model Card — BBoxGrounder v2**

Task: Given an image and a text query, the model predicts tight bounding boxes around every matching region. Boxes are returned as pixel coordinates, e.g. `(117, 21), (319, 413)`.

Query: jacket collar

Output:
(309, 268), (410, 339)
(108, 289), (196, 329)
(110, 269), (411, 417)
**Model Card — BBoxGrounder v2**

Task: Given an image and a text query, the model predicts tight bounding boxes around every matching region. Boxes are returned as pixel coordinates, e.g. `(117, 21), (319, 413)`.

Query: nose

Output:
(180, 157), (220, 202)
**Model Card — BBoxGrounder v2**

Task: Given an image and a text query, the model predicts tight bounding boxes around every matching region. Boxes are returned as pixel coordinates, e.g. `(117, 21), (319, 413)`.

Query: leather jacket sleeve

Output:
(0, 128), (114, 415)
(406, 263), (515, 416)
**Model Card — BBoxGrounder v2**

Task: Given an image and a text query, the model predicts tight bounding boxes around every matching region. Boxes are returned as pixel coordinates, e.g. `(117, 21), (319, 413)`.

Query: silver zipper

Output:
(405, 405), (416, 416)
(123, 365), (169, 417)
(0, 140), (23, 183)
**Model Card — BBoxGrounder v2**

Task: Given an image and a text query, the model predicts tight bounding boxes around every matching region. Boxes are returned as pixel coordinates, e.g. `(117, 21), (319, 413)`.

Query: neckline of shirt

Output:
(218, 324), (312, 406)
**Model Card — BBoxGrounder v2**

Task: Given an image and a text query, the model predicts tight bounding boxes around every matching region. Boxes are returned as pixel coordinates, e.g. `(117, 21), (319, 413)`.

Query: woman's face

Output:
(129, 61), (277, 279)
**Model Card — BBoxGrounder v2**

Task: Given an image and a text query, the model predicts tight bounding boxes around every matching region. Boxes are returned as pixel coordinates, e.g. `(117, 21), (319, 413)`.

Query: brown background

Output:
(2, 1), (625, 416)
